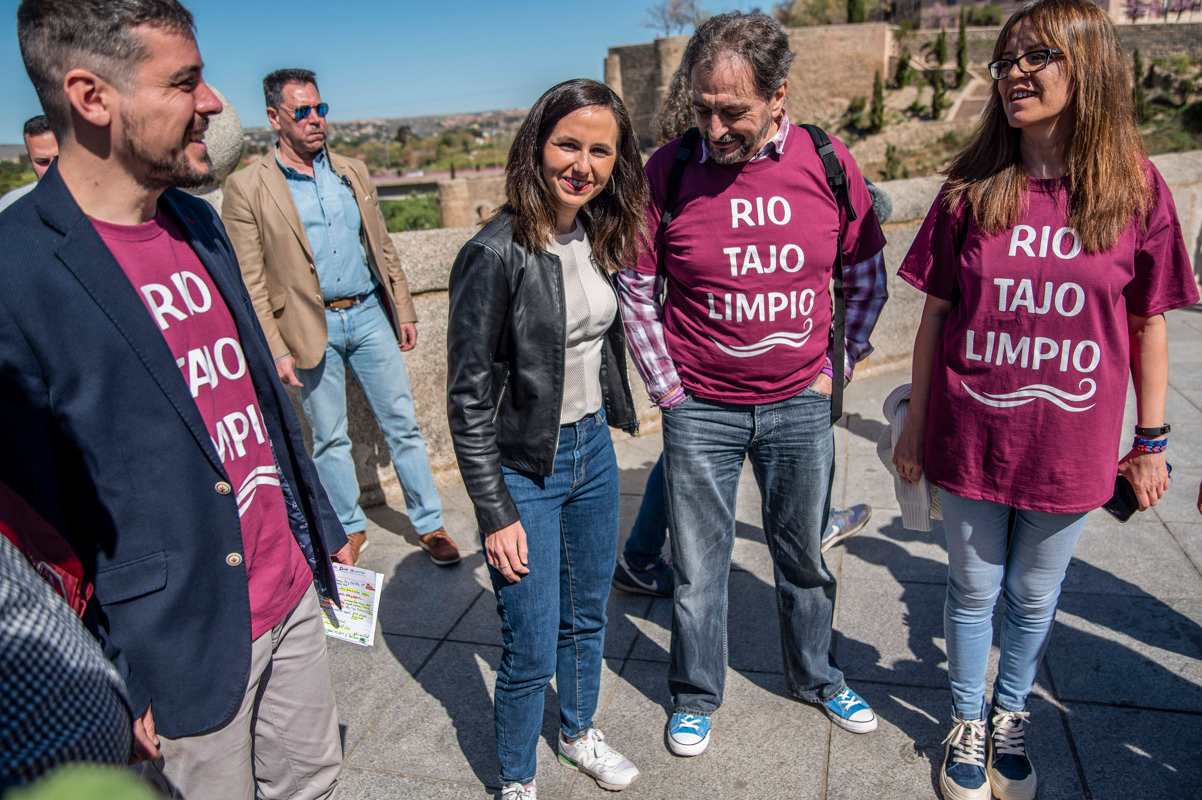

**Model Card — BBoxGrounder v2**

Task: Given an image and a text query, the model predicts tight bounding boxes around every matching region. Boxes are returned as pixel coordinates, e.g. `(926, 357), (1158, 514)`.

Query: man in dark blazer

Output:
(2, 1), (349, 797)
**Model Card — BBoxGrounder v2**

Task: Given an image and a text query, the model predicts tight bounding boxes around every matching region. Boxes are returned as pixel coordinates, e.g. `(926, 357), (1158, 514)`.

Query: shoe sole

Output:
(425, 553), (461, 566)
(987, 761), (1036, 800)
(938, 770), (991, 800)
(611, 576), (672, 598)
(665, 732), (710, 757)
(825, 710), (878, 734)
(820, 510), (873, 553)
(556, 753), (635, 791)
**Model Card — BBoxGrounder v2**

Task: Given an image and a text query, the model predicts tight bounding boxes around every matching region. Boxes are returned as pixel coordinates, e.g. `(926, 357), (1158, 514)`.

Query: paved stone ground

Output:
(328, 309), (1202, 800)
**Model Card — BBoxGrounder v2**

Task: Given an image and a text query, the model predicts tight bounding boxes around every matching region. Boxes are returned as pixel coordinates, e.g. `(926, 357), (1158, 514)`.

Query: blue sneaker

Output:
(988, 707), (1036, 800)
(666, 712), (711, 757)
(821, 504), (872, 552)
(612, 553), (673, 598)
(941, 717), (990, 800)
(821, 686), (878, 733)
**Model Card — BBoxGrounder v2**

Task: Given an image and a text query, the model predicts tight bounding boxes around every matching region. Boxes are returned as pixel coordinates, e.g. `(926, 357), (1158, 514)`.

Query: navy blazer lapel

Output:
(35, 172), (226, 475)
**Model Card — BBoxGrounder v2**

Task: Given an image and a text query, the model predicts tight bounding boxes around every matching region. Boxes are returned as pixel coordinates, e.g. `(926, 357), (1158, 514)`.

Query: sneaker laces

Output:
(833, 688), (860, 712)
(500, 782), (535, 800)
(673, 714), (705, 734)
(990, 708), (1030, 758)
(576, 729), (626, 769)
(944, 718), (987, 768)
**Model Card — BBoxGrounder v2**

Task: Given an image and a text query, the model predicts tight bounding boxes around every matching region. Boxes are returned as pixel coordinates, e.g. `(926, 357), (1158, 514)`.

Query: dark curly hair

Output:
(501, 79), (646, 272)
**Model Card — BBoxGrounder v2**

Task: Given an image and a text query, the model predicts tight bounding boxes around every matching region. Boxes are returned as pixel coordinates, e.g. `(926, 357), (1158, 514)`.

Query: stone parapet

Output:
(299, 150), (1202, 507)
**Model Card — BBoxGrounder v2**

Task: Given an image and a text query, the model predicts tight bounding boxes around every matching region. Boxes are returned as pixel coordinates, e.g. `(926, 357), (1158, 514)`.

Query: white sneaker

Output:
(557, 727), (639, 790)
(499, 780), (536, 800)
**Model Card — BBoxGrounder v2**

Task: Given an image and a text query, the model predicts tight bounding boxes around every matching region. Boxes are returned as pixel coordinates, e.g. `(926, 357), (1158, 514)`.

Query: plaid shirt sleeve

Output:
(615, 268), (687, 409)
(821, 248), (889, 383)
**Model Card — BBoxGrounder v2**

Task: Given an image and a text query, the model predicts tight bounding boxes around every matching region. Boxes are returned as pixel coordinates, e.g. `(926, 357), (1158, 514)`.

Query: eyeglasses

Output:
(282, 102), (329, 122)
(988, 48), (1064, 80)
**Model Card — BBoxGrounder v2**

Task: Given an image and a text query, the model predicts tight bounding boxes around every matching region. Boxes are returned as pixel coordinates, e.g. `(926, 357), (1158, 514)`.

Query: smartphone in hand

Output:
(1103, 463), (1172, 522)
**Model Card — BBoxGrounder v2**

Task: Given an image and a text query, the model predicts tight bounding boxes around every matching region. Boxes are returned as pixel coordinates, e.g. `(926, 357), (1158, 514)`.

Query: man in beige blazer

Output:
(223, 68), (459, 566)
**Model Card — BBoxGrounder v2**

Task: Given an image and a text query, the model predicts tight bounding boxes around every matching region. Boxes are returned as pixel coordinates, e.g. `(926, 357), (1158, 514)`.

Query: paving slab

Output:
(826, 683), (1084, 800)
(1061, 510), (1202, 601)
(598, 659), (828, 800)
(337, 767), (484, 799)
(1062, 703), (1202, 800)
(1045, 596), (1202, 712)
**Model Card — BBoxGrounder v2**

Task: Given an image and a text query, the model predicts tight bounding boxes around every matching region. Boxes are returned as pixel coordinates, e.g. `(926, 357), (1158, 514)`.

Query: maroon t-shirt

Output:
(93, 212), (312, 639)
(637, 132), (886, 404)
(898, 165), (1199, 513)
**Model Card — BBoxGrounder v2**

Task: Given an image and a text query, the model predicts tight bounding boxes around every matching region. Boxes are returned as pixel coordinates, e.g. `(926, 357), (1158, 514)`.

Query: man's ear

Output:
(63, 68), (115, 129)
(771, 79), (788, 118)
(266, 106), (282, 133)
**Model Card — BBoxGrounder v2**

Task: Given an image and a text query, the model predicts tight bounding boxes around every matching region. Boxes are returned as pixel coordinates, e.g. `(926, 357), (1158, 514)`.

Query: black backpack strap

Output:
(655, 127), (701, 304)
(801, 124), (855, 427)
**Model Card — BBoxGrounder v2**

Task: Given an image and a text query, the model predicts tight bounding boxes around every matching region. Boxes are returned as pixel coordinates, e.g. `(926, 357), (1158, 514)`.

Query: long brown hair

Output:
(501, 79), (646, 272)
(944, 0), (1148, 253)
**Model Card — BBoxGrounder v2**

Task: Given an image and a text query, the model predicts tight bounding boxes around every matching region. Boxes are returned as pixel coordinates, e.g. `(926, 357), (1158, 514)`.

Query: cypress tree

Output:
(895, 47), (913, 88)
(955, 10), (969, 88)
(870, 70), (886, 132)
(1133, 49), (1148, 123)
(848, 0), (867, 23)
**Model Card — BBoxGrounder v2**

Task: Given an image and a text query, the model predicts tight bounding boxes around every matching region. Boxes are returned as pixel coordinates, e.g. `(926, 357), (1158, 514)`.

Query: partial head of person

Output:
(503, 78), (646, 273)
(681, 11), (792, 165)
(22, 115), (58, 179)
(17, 0), (223, 194)
(264, 69), (327, 162)
(946, 0), (1146, 254)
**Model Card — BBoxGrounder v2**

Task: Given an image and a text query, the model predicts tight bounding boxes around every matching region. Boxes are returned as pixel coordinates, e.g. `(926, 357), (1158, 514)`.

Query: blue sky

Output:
(0, 0), (758, 141)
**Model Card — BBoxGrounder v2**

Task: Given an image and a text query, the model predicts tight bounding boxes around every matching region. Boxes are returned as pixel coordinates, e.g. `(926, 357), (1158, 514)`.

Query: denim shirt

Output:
(277, 148), (378, 301)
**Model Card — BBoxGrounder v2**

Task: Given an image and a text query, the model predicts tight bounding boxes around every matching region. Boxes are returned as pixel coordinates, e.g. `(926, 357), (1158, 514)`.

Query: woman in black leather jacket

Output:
(446, 79), (646, 800)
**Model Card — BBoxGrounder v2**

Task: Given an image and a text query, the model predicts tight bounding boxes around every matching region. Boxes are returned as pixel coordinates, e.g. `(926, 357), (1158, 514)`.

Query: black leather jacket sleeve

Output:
(447, 241), (520, 534)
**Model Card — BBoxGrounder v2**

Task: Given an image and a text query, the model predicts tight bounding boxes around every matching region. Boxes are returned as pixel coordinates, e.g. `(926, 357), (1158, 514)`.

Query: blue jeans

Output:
(490, 409), (619, 785)
(661, 389), (843, 713)
(940, 490), (1087, 720)
(623, 455), (667, 565)
(296, 292), (443, 536)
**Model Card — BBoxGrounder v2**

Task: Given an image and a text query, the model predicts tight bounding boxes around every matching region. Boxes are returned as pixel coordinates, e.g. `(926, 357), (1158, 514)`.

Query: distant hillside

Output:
(242, 108), (528, 151)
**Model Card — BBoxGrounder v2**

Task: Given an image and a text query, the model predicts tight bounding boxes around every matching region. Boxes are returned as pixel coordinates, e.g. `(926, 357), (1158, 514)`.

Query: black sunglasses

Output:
(282, 102), (329, 122)
(988, 48), (1064, 81)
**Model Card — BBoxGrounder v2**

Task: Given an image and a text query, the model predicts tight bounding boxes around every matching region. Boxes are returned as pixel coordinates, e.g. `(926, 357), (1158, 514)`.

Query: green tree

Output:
(869, 70), (885, 132)
(883, 143), (908, 180)
(955, 10), (969, 88)
(895, 46), (913, 88)
(928, 28), (948, 66)
(848, 0), (867, 23)
(1133, 49), (1149, 123)
(928, 69), (948, 119)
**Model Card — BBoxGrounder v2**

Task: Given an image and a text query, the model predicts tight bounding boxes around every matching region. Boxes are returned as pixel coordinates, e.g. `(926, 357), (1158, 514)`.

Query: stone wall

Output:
(436, 175), (506, 228)
(605, 24), (892, 146)
(317, 150), (1202, 506)
(904, 22), (1202, 66)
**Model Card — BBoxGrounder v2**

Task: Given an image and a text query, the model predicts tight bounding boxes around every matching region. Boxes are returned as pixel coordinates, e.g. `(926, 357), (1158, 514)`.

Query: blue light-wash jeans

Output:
(661, 389), (844, 713)
(939, 490), (1088, 720)
(296, 292), (443, 536)
(489, 409), (619, 785)
(623, 455), (667, 566)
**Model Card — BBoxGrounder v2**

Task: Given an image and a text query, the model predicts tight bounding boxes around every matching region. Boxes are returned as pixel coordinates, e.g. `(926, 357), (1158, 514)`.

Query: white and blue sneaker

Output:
(557, 727), (639, 790)
(940, 717), (990, 800)
(666, 712), (711, 756)
(821, 687), (878, 733)
(821, 504), (873, 552)
(988, 707), (1036, 800)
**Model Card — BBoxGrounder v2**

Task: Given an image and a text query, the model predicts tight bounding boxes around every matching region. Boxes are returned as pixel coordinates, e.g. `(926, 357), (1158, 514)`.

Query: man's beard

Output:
(706, 109), (775, 166)
(121, 108), (213, 190)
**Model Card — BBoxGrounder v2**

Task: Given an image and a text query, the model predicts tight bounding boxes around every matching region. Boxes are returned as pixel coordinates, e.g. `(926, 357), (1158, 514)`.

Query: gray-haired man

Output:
(618, 11), (888, 755)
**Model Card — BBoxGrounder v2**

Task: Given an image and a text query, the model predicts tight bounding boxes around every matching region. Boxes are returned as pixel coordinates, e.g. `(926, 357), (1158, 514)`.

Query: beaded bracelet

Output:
(1133, 436), (1168, 454)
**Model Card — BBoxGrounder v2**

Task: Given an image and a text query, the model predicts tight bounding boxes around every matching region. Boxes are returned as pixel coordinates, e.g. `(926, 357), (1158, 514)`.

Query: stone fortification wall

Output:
(436, 175), (506, 228)
(309, 151), (1202, 506)
(904, 22), (1202, 66)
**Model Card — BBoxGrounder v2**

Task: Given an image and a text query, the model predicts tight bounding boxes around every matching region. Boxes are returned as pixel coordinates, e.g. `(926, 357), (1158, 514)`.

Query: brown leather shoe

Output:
(345, 531), (368, 564)
(418, 528), (461, 565)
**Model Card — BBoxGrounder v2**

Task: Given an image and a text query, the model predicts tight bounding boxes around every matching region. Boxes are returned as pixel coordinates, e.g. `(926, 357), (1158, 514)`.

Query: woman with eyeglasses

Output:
(892, 1), (1198, 798)
(446, 79), (646, 800)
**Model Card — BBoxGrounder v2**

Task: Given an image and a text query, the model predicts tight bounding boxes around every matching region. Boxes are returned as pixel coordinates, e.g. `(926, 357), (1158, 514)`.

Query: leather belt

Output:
(324, 293), (370, 311)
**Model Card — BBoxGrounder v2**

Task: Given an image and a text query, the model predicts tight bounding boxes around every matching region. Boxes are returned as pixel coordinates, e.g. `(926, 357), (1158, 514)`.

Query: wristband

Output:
(1135, 424), (1171, 437)
(1133, 436), (1168, 454)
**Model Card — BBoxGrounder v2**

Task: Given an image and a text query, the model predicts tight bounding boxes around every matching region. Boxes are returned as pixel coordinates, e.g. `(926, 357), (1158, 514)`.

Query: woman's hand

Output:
(1118, 449), (1170, 511)
(484, 520), (529, 583)
(892, 419), (925, 484)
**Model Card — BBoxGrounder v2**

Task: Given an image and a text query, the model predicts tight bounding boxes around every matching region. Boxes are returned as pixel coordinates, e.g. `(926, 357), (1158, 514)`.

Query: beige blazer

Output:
(222, 150), (417, 370)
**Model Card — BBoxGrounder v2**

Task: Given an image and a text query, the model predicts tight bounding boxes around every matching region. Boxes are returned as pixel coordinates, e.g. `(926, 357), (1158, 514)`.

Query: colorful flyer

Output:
(320, 563), (383, 647)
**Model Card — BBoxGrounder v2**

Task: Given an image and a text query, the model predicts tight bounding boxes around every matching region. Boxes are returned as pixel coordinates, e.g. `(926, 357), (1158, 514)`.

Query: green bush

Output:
(1184, 101), (1202, 134)
(380, 194), (441, 232)
(0, 161), (34, 195)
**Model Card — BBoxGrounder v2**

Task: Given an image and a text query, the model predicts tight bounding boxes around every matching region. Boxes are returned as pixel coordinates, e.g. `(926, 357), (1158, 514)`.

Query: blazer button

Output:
(226, 552), (243, 567)
(215, 481), (232, 495)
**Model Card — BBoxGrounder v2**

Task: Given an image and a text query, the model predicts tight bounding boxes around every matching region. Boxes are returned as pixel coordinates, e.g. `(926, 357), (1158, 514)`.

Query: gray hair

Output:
(17, 0), (195, 136)
(681, 11), (794, 100)
(263, 68), (319, 109)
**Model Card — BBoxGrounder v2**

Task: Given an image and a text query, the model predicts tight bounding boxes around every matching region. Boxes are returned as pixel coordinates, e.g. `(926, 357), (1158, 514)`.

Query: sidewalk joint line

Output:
(1042, 661), (1094, 800)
